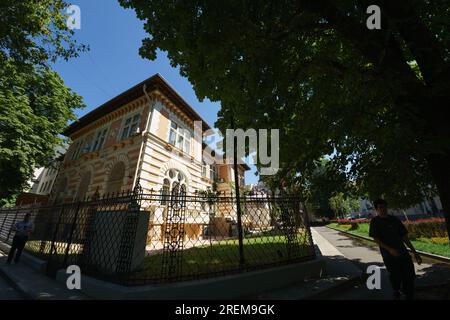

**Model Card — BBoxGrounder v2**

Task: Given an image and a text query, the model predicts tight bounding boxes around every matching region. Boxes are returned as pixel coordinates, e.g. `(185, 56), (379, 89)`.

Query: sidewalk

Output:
(254, 228), (363, 299)
(0, 250), (88, 300)
(315, 226), (450, 300)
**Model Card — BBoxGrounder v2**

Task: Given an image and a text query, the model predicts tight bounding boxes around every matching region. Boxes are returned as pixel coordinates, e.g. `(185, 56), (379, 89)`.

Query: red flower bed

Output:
(403, 217), (445, 225)
(335, 217), (448, 239)
(337, 218), (370, 224)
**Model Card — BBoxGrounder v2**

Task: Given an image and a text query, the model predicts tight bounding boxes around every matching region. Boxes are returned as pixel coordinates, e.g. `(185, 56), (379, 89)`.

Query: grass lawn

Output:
(131, 234), (314, 280)
(25, 240), (83, 256)
(328, 223), (450, 258)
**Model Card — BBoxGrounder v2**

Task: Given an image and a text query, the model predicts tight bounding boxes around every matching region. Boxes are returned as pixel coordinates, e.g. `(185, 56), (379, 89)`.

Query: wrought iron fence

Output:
(0, 188), (315, 285)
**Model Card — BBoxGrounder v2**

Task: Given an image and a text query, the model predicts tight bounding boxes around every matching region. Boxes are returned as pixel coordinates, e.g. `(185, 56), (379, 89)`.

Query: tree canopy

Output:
(121, 0), (450, 234)
(0, 0), (86, 204)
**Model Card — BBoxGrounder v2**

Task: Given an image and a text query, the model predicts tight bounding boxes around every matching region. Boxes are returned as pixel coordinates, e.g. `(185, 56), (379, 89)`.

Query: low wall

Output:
(84, 209), (150, 274)
(55, 258), (326, 300)
(1, 239), (325, 299)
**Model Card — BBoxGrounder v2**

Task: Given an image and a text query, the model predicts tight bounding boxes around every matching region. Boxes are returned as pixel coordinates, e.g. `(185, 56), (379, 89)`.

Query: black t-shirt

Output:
(369, 215), (409, 259)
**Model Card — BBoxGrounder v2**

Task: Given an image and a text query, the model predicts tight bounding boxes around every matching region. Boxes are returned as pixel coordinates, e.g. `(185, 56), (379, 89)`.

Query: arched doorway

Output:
(106, 162), (125, 195)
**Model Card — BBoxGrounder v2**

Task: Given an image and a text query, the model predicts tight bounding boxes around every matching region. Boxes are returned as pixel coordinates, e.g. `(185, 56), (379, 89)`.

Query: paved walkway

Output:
(0, 252), (23, 299)
(313, 227), (450, 299)
(0, 250), (88, 300)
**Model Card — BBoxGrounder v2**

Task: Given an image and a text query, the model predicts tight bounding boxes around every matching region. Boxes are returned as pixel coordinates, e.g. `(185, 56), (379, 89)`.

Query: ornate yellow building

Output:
(50, 74), (249, 243)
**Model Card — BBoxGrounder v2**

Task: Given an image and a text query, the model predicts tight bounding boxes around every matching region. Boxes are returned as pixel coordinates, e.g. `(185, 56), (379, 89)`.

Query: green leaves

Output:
(329, 192), (360, 218)
(121, 0), (450, 210)
(0, 0), (88, 66)
(0, 60), (84, 203)
(0, 1), (86, 205)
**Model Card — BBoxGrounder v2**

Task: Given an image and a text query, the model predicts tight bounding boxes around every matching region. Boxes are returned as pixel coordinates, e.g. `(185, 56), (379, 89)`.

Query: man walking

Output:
(6, 213), (34, 264)
(369, 199), (422, 300)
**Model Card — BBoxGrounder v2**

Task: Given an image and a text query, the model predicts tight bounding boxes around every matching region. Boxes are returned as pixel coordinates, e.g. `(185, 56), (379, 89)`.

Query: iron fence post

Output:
(231, 116), (245, 267)
(46, 205), (65, 277)
(116, 180), (143, 282)
(63, 201), (82, 267)
(79, 187), (100, 268)
(301, 201), (316, 257)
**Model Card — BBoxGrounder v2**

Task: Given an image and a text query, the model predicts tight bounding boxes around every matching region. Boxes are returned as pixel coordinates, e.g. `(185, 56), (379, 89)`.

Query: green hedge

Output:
(404, 219), (447, 239)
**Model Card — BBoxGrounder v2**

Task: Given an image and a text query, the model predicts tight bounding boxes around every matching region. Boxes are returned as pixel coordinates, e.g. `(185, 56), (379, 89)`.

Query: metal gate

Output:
(160, 182), (187, 281)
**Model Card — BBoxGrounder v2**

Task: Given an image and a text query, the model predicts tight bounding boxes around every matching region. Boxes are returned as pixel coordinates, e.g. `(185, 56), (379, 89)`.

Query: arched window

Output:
(77, 171), (91, 200)
(106, 162), (125, 195)
(160, 178), (170, 205)
(160, 169), (187, 206)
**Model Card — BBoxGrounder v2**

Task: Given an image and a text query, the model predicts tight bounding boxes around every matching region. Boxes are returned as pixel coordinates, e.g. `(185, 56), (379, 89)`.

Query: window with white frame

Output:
(201, 162), (218, 181)
(168, 121), (191, 154)
(92, 127), (108, 151)
(121, 113), (141, 140)
(201, 161), (207, 177)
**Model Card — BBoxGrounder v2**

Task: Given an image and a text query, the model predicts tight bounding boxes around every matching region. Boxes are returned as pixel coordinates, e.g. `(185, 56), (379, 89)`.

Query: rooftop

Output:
(64, 73), (212, 136)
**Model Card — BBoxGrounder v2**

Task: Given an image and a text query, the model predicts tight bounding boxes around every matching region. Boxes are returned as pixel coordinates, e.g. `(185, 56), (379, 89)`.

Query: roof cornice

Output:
(64, 73), (212, 136)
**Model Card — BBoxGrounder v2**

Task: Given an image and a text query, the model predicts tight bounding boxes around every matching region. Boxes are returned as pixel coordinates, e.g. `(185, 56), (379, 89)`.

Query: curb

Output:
(327, 226), (450, 264)
(0, 267), (32, 300)
(0, 250), (32, 300)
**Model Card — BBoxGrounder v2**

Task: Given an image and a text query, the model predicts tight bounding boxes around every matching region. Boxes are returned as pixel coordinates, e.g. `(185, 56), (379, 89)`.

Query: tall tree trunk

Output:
(427, 152), (450, 241)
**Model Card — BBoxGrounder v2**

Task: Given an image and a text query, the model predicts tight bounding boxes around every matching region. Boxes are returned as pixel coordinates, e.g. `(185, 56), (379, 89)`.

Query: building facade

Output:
(50, 74), (249, 242)
(351, 196), (443, 220)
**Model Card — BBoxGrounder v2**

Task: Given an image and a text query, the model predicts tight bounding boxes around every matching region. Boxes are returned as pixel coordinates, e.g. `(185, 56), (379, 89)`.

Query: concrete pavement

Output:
(314, 226), (450, 299)
(0, 250), (88, 300)
(0, 252), (23, 299)
(254, 228), (363, 299)
(1, 227), (447, 300)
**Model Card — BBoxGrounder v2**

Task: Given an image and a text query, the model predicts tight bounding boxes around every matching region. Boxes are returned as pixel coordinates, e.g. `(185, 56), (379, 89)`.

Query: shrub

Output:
(336, 218), (369, 231)
(418, 237), (449, 245)
(404, 218), (448, 239)
(338, 224), (353, 231)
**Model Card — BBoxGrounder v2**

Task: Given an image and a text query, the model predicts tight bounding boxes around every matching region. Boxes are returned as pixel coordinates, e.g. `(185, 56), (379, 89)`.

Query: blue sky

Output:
(53, 0), (258, 184)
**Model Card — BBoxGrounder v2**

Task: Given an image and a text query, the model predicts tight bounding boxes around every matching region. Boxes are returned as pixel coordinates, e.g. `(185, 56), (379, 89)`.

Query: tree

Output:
(329, 192), (360, 219)
(0, 1), (86, 205)
(119, 0), (450, 239)
(303, 158), (348, 219)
